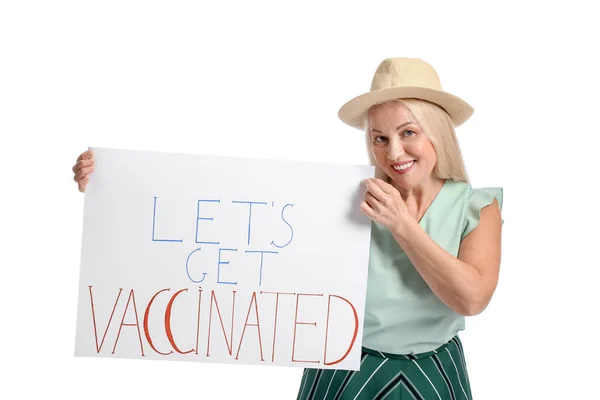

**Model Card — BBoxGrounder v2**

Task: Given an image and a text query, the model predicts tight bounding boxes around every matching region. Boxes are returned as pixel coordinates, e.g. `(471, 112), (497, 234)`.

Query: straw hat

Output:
(338, 57), (474, 130)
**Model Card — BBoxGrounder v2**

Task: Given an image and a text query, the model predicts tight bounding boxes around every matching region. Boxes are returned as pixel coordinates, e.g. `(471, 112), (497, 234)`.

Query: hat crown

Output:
(370, 57), (443, 92)
(338, 56), (473, 130)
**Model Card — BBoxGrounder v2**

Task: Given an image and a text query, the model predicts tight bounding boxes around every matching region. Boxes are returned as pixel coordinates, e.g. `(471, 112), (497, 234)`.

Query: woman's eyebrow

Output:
(371, 121), (415, 134)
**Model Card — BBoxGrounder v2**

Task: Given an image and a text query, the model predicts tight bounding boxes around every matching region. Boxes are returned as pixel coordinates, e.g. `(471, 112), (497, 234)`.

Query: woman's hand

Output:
(360, 178), (410, 230)
(72, 150), (94, 193)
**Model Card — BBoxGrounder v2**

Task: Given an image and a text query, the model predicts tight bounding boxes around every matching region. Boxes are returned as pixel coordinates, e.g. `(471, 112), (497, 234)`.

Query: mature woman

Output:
(71, 57), (503, 400)
(295, 58), (503, 400)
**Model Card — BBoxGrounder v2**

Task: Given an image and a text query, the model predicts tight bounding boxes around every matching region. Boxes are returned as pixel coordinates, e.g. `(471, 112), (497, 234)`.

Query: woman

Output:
(72, 57), (503, 400)
(294, 58), (503, 400)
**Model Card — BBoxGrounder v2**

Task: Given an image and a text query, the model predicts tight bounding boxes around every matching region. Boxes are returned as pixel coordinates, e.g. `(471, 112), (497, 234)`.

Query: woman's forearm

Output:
(390, 217), (488, 316)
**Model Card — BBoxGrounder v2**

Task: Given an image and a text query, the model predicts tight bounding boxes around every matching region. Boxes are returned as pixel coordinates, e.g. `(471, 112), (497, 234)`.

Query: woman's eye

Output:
(403, 130), (415, 137)
(374, 136), (387, 144)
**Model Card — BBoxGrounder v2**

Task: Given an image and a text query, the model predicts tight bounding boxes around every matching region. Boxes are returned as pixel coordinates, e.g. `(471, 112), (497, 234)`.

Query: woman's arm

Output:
(390, 198), (502, 316)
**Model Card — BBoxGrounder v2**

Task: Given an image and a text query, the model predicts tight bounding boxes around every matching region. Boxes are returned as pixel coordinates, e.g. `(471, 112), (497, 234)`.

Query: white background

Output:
(1, 1), (598, 399)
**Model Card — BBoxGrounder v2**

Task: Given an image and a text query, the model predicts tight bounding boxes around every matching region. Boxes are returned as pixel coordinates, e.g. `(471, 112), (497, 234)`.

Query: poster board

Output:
(75, 147), (374, 371)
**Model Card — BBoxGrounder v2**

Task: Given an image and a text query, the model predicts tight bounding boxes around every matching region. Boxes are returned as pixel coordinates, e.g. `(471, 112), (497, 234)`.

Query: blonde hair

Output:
(364, 99), (470, 184)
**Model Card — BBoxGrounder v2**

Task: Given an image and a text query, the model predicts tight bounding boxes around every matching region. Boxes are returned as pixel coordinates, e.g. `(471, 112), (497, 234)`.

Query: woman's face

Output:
(368, 101), (438, 191)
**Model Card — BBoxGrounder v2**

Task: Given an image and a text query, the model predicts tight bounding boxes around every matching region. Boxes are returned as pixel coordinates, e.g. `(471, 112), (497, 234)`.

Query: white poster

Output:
(75, 147), (374, 371)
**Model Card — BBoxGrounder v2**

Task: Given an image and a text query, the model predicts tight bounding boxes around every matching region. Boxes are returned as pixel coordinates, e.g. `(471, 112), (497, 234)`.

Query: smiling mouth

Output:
(392, 161), (415, 171)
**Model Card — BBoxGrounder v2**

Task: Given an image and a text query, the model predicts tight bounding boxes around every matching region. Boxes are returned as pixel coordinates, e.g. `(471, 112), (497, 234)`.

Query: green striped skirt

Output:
(296, 335), (472, 400)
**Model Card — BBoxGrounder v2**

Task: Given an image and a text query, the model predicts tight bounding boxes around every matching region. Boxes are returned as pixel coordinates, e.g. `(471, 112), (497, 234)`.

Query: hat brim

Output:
(338, 86), (474, 130)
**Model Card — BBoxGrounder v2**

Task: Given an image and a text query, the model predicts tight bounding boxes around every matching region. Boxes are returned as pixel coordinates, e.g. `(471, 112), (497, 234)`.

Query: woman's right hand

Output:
(72, 150), (95, 193)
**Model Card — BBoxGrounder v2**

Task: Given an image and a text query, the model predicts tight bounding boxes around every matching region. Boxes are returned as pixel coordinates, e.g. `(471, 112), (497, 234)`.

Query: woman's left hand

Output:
(360, 178), (411, 230)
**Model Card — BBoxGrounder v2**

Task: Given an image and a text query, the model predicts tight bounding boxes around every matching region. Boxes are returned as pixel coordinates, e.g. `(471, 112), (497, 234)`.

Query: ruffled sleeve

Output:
(461, 187), (504, 240)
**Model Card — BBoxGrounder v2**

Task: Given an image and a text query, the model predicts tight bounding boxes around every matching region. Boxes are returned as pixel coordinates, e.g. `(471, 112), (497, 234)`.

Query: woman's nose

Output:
(386, 138), (405, 160)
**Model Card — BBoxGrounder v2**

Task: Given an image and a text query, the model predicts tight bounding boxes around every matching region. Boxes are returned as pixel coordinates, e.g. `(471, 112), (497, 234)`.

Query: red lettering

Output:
(235, 292), (264, 361)
(323, 294), (359, 366)
(195, 287), (203, 355)
(88, 286), (122, 353)
(112, 289), (145, 356)
(206, 290), (236, 356)
(291, 293), (322, 363)
(143, 288), (172, 355)
(261, 290), (295, 362)
(165, 288), (195, 354)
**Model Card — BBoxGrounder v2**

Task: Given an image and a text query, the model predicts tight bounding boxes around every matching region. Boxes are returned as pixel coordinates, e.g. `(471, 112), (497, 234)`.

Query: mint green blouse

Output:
(362, 178), (504, 355)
